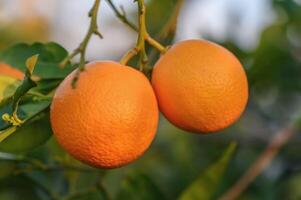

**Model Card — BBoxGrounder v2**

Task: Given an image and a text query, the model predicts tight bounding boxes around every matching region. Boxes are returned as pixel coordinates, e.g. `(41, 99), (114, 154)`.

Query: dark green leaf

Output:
(0, 113), (52, 153)
(0, 75), (20, 102)
(0, 127), (17, 143)
(0, 42), (75, 79)
(0, 160), (15, 180)
(117, 172), (167, 200)
(0, 94), (52, 151)
(146, 0), (175, 35)
(179, 142), (237, 200)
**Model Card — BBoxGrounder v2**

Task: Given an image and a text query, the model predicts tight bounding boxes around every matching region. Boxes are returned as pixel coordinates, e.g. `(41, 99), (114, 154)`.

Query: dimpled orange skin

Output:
(0, 63), (24, 80)
(50, 61), (159, 169)
(152, 40), (248, 133)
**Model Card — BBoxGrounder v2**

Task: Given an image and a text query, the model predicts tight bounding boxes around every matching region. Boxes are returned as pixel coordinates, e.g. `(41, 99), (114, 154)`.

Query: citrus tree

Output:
(0, 0), (300, 200)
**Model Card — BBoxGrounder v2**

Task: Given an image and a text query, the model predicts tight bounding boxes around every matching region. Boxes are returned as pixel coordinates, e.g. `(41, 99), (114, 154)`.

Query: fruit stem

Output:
(60, 0), (103, 87)
(106, 0), (167, 53)
(137, 0), (148, 71)
(119, 0), (167, 69)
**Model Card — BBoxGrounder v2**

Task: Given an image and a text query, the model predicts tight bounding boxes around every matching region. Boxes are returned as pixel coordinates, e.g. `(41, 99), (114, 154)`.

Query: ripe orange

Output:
(0, 63), (24, 80)
(50, 61), (159, 169)
(152, 40), (248, 133)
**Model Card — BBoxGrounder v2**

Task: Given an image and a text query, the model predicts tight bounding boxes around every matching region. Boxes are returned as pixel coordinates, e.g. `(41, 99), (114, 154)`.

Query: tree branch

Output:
(106, 0), (166, 66)
(60, 0), (103, 87)
(120, 0), (148, 70)
(218, 122), (299, 200)
(118, 0), (167, 70)
(105, 0), (138, 31)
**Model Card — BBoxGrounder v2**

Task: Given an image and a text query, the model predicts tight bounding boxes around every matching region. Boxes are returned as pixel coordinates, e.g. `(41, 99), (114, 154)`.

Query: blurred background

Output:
(0, 0), (301, 199)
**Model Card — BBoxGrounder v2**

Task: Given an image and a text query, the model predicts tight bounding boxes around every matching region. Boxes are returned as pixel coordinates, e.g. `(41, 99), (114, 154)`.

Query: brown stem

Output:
(59, 0), (102, 88)
(218, 124), (297, 200)
(105, 0), (138, 31)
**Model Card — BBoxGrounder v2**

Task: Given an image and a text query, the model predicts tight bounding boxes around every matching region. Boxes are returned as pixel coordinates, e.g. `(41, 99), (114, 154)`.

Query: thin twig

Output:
(118, 0), (167, 70)
(119, 0), (148, 70)
(106, 0), (166, 63)
(146, 34), (168, 53)
(60, 0), (103, 87)
(105, 0), (138, 31)
(218, 123), (298, 200)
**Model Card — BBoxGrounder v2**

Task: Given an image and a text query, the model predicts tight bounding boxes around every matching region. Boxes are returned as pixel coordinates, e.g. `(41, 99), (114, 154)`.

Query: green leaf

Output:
(12, 76), (37, 104)
(0, 64), (52, 132)
(0, 175), (41, 200)
(25, 54), (39, 75)
(179, 142), (237, 200)
(0, 126), (17, 143)
(284, 172), (301, 200)
(0, 42), (75, 79)
(0, 75), (21, 102)
(0, 88), (51, 131)
(34, 78), (61, 94)
(0, 94), (50, 130)
(0, 113), (52, 153)
(248, 22), (301, 93)
(117, 172), (167, 200)
(2, 57), (39, 126)
(146, 0), (175, 35)
(0, 103), (15, 131)
(19, 100), (50, 118)
(0, 160), (15, 180)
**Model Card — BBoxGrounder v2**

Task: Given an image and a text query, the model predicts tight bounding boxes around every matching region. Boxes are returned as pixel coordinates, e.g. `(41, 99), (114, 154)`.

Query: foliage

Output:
(179, 143), (237, 200)
(0, 42), (74, 79)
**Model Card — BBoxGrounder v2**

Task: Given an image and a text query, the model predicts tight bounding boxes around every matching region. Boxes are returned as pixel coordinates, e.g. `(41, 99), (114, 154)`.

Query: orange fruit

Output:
(152, 40), (248, 133)
(50, 61), (158, 169)
(0, 63), (24, 80)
